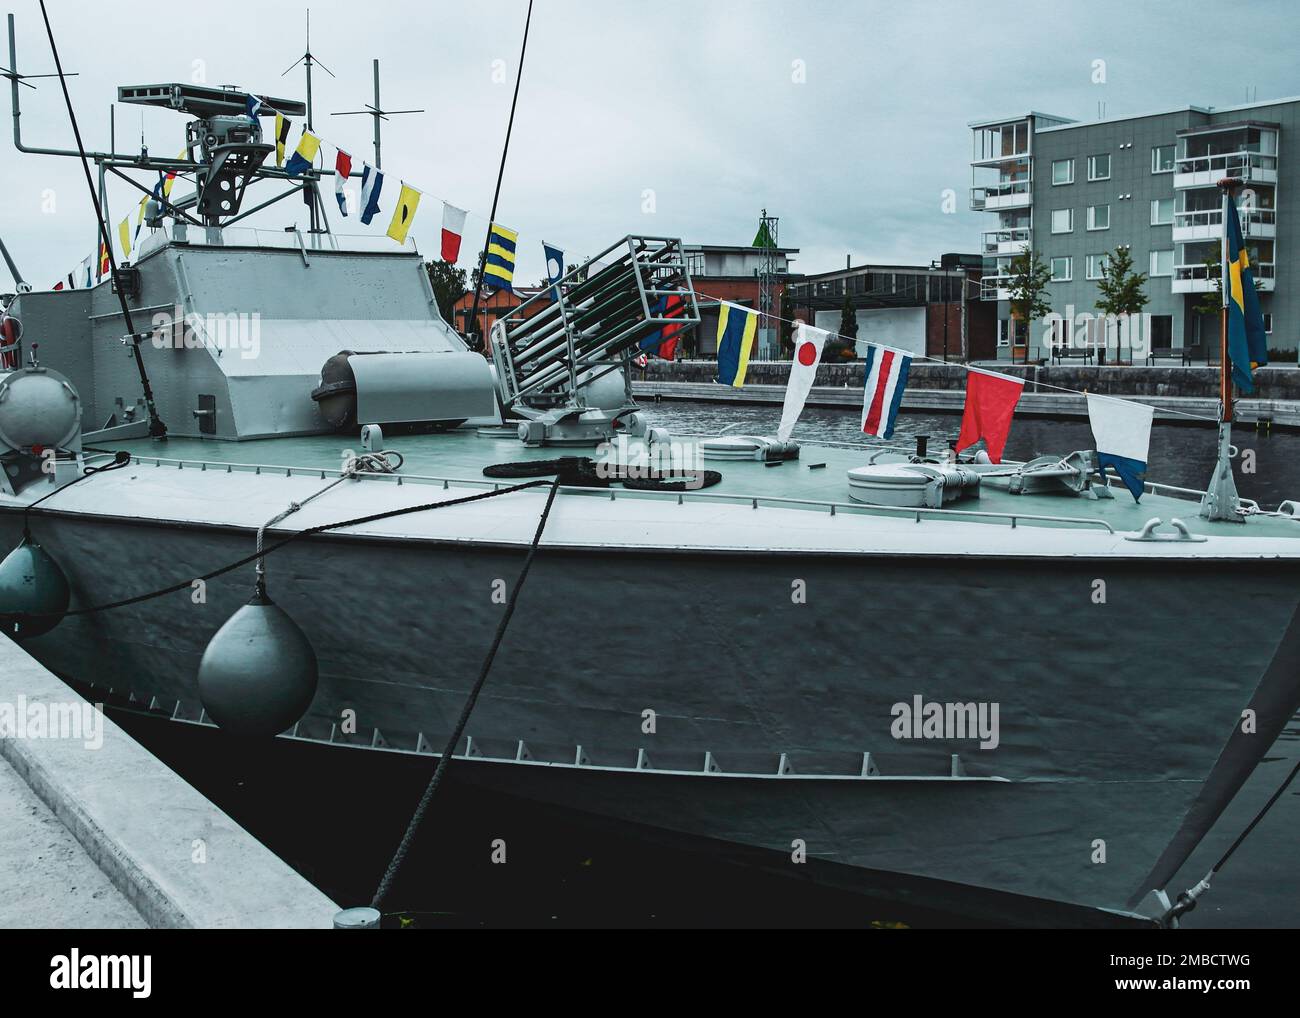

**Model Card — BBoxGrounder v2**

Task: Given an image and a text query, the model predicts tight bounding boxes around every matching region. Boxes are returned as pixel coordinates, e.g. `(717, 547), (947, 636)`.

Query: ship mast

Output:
(282, 9), (334, 232)
(1199, 177), (1243, 522)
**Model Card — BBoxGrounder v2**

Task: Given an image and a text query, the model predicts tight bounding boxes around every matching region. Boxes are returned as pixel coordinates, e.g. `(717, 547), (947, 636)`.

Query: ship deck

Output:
(86, 425), (1300, 547)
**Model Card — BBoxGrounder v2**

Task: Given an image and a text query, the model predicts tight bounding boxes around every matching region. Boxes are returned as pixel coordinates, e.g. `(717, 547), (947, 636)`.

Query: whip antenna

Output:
(35, 1), (167, 438)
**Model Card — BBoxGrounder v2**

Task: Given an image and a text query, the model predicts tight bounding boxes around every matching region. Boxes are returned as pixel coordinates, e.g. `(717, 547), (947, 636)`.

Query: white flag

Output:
(777, 322), (829, 442)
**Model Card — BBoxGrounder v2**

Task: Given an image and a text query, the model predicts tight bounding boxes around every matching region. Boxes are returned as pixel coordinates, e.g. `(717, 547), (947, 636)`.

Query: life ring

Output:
(0, 314), (21, 371)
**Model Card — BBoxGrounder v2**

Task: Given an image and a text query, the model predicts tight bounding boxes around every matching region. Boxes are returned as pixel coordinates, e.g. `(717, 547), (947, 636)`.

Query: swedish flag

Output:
(1225, 198), (1269, 394)
(483, 223), (517, 291)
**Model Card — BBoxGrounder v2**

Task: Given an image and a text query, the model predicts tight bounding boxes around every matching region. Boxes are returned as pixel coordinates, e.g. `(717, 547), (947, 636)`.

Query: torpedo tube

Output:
(0, 530), (70, 639)
(197, 581), (318, 738)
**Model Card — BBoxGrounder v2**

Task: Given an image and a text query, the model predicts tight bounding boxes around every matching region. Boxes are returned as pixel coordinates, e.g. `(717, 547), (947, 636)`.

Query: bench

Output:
(1146, 346), (1192, 366)
(1050, 346), (1094, 365)
(1179, 343), (1221, 365)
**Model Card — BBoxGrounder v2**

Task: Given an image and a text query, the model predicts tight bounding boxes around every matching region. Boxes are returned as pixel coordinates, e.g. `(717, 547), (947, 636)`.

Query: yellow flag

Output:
(386, 183), (422, 244)
(118, 217), (132, 260)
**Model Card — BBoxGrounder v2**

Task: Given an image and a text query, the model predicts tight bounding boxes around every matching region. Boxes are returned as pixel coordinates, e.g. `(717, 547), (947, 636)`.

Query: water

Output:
(113, 400), (1299, 928)
(641, 400), (1300, 507)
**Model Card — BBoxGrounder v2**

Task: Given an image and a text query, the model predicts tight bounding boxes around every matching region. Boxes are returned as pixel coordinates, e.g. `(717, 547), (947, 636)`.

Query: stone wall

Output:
(640, 359), (1300, 401)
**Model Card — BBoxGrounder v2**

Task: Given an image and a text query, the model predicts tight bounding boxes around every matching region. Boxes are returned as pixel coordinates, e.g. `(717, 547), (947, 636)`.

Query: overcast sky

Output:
(1, 0), (1296, 290)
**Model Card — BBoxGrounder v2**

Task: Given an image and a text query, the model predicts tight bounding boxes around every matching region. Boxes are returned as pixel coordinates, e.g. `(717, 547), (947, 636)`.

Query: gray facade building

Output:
(970, 99), (1292, 360)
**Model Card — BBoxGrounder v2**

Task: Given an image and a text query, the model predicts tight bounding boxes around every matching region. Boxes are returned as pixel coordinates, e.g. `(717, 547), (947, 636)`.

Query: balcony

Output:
(1172, 207), (1276, 243)
(981, 227), (1031, 256)
(1172, 261), (1275, 294)
(1174, 150), (1278, 189)
(969, 179), (1032, 212)
(979, 274), (1012, 301)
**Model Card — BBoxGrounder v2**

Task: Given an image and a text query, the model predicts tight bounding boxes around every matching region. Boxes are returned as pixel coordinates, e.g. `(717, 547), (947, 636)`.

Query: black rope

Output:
(35, 0), (166, 438)
(21, 451), (132, 530)
(14, 478), (550, 620)
(464, 0), (534, 349)
(1211, 757), (1300, 877)
(370, 477), (560, 911)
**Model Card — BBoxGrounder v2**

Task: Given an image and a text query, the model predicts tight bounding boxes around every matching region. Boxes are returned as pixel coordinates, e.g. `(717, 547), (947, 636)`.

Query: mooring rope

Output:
(369, 477), (561, 913)
(1162, 756), (1300, 927)
(14, 477), (553, 620)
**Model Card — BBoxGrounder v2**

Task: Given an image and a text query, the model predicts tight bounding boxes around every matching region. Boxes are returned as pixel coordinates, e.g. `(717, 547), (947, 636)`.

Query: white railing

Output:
(1174, 150), (1278, 181)
(171, 223), (418, 255)
(970, 179), (1032, 211)
(981, 228), (1030, 254)
(1173, 207), (1276, 233)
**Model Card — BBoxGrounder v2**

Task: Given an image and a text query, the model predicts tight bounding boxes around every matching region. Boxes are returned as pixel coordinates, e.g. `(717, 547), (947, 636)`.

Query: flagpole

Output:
(1199, 176), (1242, 522)
(1220, 177), (1233, 424)
(465, 0), (534, 350)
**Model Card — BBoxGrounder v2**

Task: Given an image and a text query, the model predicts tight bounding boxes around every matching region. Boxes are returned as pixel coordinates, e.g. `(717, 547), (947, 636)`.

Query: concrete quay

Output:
(0, 635), (338, 928)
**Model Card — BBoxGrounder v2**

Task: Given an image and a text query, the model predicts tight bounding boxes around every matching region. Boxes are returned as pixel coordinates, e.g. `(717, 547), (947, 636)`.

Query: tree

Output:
(1005, 248), (1052, 363)
(1193, 251), (1223, 321)
(1095, 246), (1149, 363)
(779, 289), (798, 358)
(426, 259), (468, 326)
(821, 290), (859, 362)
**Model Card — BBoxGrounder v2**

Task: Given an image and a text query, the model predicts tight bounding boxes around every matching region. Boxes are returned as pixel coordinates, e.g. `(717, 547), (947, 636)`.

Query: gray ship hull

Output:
(4, 505), (1296, 916)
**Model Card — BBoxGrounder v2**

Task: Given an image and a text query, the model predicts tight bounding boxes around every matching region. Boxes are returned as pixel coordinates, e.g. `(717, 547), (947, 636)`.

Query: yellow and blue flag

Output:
(1225, 198), (1269, 394)
(483, 223), (517, 291)
(715, 301), (758, 387)
(285, 130), (320, 177)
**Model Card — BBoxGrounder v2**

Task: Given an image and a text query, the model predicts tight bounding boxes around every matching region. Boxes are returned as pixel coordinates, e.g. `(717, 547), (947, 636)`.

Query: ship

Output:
(2, 17), (1298, 928)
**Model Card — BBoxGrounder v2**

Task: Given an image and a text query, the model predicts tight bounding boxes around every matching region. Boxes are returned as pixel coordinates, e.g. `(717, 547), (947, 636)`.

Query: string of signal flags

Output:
(56, 94), (523, 294)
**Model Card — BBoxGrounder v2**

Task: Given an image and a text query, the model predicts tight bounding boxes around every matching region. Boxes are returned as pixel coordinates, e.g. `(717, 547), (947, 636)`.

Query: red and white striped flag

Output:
(860, 343), (913, 439)
(441, 202), (467, 263)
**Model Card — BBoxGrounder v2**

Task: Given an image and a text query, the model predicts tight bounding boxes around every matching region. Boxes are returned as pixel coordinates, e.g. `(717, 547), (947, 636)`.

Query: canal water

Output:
(115, 401), (1299, 929)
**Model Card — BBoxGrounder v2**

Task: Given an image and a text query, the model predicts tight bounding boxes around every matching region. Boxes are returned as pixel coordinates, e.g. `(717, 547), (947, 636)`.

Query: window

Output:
(1087, 153), (1111, 181)
(1150, 198), (1174, 225)
(1050, 256), (1072, 281)
(998, 319), (1011, 347)
(1051, 159), (1074, 185)
(1087, 204), (1110, 230)
(1263, 313), (1273, 334)
(1149, 249), (1173, 277)
(1051, 208), (1074, 234)
(1152, 145), (1175, 173)
(1086, 254), (1107, 280)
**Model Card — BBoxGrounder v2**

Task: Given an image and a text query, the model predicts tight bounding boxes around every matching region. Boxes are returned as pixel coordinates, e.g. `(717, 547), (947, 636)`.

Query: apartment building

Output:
(970, 99), (1292, 360)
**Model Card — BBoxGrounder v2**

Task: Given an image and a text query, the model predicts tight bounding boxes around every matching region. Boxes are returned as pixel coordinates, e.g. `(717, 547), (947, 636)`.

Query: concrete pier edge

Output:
(0, 636), (338, 928)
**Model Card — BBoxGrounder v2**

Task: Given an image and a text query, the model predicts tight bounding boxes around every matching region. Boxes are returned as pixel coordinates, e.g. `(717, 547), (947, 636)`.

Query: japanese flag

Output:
(777, 322), (829, 442)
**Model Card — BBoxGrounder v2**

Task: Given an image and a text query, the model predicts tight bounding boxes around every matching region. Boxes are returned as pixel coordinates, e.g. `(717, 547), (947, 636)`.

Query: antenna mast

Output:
(282, 9), (334, 231)
(330, 58), (423, 169)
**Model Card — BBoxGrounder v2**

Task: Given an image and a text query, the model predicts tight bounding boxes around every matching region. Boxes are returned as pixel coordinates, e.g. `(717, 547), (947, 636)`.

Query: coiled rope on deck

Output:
(369, 478), (561, 912)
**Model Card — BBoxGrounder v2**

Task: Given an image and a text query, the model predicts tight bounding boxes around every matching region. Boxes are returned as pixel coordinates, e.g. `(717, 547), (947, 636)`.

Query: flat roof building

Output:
(970, 98), (1294, 360)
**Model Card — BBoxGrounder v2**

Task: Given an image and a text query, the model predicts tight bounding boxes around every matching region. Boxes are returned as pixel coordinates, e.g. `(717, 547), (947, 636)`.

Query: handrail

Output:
(107, 452), (1120, 535)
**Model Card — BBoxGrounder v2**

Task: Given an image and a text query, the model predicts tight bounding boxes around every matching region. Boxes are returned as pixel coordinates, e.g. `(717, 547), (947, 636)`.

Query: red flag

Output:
(956, 368), (1024, 463)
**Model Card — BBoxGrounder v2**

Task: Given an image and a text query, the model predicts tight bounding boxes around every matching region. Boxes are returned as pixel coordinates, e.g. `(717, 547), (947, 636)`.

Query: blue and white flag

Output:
(1087, 393), (1153, 502)
(543, 241), (564, 301)
(245, 94), (263, 120)
(860, 342), (912, 439)
(359, 163), (384, 226)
